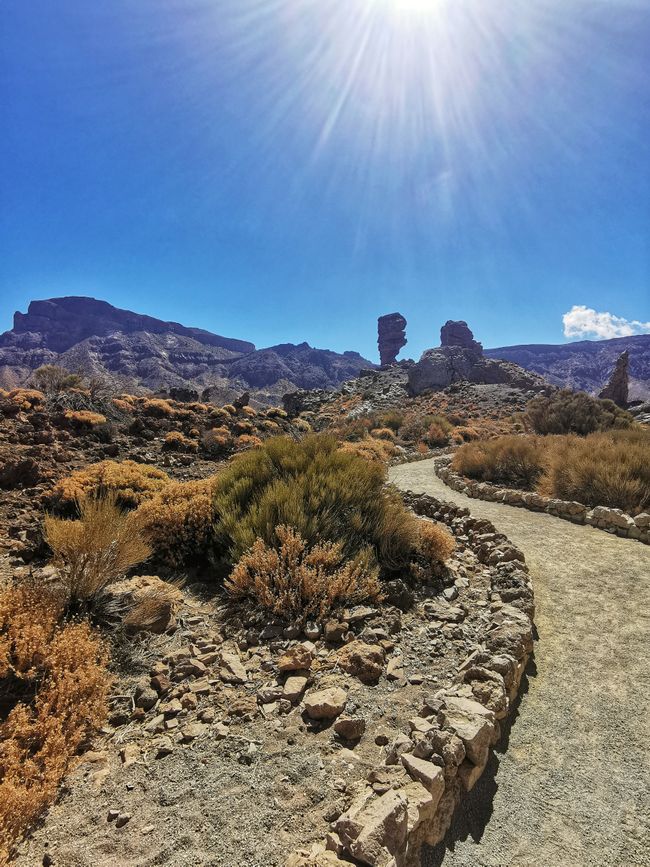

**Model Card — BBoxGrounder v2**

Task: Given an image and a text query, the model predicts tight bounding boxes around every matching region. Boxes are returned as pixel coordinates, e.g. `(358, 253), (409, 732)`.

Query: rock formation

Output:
(408, 322), (546, 395)
(598, 350), (629, 407)
(378, 313), (407, 366)
(440, 320), (483, 355)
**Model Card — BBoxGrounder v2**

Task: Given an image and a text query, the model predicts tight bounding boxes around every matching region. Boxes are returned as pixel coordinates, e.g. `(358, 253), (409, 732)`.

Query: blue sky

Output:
(1, 0), (649, 361)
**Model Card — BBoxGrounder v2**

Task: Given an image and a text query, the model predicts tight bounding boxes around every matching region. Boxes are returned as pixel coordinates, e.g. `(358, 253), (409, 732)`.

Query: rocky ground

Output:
(390, 459), (650, 867)
(12, 527), (500, 867)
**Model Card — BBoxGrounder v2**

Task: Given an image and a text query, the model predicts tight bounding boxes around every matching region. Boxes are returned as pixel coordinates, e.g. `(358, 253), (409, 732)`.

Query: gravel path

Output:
(389, 459), (650, 867)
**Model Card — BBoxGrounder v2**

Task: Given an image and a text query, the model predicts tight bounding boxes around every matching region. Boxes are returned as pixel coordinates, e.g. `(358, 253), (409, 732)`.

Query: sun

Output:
(376, 0), (439, 13)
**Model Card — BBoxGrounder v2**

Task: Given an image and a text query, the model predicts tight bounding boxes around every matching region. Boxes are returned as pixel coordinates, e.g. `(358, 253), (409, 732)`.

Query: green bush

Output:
(212, 435), (421, 573)
(525, 390), (633, 436)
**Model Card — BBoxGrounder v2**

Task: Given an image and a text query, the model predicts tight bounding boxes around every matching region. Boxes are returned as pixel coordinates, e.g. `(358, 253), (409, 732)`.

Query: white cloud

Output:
(562, 305), (650, 340)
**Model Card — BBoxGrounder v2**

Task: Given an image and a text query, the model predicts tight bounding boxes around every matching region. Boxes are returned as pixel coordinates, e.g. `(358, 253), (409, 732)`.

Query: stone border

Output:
(288, 492), (535, 867)
(435, 456), (650, 545)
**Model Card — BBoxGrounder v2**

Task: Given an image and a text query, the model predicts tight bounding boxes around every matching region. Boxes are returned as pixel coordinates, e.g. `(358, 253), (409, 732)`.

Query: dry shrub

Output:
(259, 419), (280, 432)
(401, 414), (452, 447)
(266, 407), (288, 419)
(44, 496), (152, 610)
(234, 420), (254, 434)
(525, 390), (633, 435)
(142, 398), (176, 418)
(64, 409), (107, 428)
(105, 576), (183, 633)
(111, 398), (134, 414)
(236, 434), (263, 449)
(538, 429), (650, 514)
(7, 388), (45, 408)
(225, 525), (382, 621)
(417, 521), (455, 564)
(210, 407), (230, 422)
(163, 430), (198, 452)
(136, 478), (215, 566)
(202, 426), (233, 456)
(223, 404), (237, 415)
(51, 459), (170, 509)
(370, 427), (396, 441)
(340, 436), (396, 463)
(416, 442), (429, 455)
(294, 417), (312, 432)
(452, 426), (480, 444)
(453, 435), (547, 489)
(0, 585), (109, 861)
(241, 405), (257, 417)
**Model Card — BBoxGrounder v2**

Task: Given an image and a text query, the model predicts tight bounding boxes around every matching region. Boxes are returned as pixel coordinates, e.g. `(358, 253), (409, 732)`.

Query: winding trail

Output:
(389, 459), (650, 867)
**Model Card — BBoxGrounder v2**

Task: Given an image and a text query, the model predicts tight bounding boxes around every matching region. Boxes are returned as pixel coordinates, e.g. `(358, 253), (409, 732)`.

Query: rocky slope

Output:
(0, 298), (372, 404)
(485, 334), (650, 401)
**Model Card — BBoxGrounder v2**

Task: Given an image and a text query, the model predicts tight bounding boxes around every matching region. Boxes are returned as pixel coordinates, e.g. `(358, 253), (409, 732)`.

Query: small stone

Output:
(119, 744), (140, 767)
(107, 809), (119, 822)
(219, 651), (248, 684)
(155, 737), (174, 758)
(180, 722), (206, 742)
(115, 813), (131, 828)
(336, 641), (385, 684)
(134, 684), (158, 711)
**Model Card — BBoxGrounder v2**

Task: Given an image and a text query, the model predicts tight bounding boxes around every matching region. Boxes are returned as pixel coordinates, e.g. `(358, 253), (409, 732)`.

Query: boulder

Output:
(440, 320), (483, 354)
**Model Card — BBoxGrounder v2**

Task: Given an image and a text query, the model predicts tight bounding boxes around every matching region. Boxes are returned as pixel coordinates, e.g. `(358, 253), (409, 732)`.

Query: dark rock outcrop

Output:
(440, 320), (483, 355)
(598, 350), (629, 407)
(378, 313), (407, 366)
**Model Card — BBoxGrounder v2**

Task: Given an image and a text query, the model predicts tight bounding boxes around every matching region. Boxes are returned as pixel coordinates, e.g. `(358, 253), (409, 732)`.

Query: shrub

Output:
(44, 496), (152, 611)
(136, 478), (216, 566)
(266, 407), (288, 419)
(294, 417), (312, 433)
(453, 435), (547, 488)
(370, 427), (396, 441)
(201, 426), (233, 456)
(142, 398), (176, 418)
(452, 426), (480, 443)
(51, 460), (170, 509)
(112, 398), (134, 414)
(7, 388), (45, 408)
(0, 585), (109, 860)
(234, 420), (254, 434)
(416, 521), (456, 564)
(525, 390), (633, 435)
(259, 419), (280, 432)
(401, 414), (452, 446)
(31, 364), (82, 394)
(538, 429), (650, 514)
(236, 434), (263, 450)
(223, 404), (237, 416)
(225, 525), (382, 621)
(64, 409), (107, 428)
(210, 407), (231, 422)
(241, 405), (257, 417)
(339, 437), (396, 463)
(212, 435), (419, 574)
(163, 431), (198, 452)
(379, 411), (404, 433)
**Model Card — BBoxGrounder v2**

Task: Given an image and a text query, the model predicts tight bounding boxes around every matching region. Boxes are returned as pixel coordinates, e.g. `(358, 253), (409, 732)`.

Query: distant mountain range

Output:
(0, 297), (372, 404)
(1, 296), (648, 404)
(485, 335), (650, 401)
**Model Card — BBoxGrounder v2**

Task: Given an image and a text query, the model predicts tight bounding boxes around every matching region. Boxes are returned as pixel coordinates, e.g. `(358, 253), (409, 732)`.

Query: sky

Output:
(1, 0), (649, 361)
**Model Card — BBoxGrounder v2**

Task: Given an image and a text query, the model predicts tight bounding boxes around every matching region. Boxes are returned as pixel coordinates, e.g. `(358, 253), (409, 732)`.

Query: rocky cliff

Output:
(0, 297), (372, 404)
(485, 334), (650, 401)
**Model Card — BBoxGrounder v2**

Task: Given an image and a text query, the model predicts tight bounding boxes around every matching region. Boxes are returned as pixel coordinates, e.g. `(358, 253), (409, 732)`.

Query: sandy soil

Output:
(389, 459), (650, 867)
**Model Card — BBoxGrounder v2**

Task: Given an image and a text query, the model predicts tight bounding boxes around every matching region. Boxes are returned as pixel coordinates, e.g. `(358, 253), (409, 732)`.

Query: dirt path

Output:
(389, 459), (650, 867)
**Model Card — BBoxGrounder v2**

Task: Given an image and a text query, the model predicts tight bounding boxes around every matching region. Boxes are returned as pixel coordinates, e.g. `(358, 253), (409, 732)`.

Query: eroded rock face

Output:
(440, 321), (483, 355)
(598, 350), (629, 407)
(378, 313), (407, 366)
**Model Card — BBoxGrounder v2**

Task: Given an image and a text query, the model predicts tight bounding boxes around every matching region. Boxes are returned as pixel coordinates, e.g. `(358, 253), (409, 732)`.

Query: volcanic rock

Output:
(598, 350), (629, 407)
(440, 320), (483, 355)
(378, 313), (407, 366)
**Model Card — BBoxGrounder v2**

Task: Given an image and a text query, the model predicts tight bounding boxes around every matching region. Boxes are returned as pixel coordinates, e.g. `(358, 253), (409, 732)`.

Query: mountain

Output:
(485, 334), (650, 401)
(0, 297), (372, 404)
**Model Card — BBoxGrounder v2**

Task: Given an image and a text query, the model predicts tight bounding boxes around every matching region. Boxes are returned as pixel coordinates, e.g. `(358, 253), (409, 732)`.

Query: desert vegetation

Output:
(525, 389), (633, 435)
(0, 584), (110, 862)
(453, 428), (650, 514)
